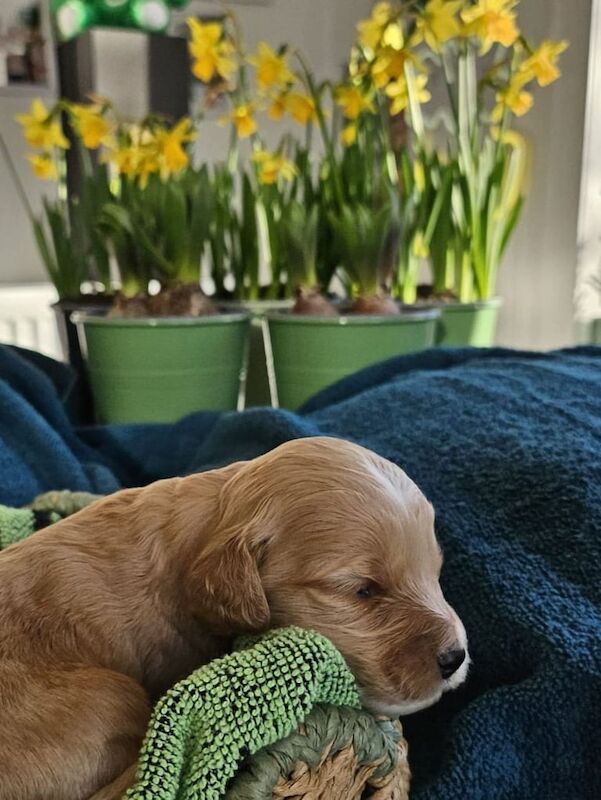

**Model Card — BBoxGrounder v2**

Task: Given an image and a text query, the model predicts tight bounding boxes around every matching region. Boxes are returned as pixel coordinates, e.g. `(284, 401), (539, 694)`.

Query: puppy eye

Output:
(356, 582), (379, 599)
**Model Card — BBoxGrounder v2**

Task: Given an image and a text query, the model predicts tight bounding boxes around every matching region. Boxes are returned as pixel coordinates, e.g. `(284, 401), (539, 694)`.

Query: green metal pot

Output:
(436, 298), (502, 347)
(73, 312), (250, 423)
(575, 319), (601, 344)
(264, 308), (439, 410)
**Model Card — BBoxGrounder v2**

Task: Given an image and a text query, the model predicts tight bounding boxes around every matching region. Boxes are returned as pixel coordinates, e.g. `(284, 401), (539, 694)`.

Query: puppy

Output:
(0, 436), (468, 800)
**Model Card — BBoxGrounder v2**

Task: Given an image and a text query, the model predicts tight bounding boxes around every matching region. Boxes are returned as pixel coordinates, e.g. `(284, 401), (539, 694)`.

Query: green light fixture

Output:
(51, 0), (189, 41)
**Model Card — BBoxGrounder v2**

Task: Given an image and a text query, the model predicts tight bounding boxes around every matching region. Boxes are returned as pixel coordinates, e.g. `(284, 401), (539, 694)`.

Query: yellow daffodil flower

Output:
(249, 42), (295, 91)
(385, 73), (431, 115)
(414, 0), (463, 53)
(136, 149), (160, 189)
(371, 46), (411, 88)
(285, 92), (317, 124)
(188, 18), (236, 83)
(226, 105), (258, 138)
(492, 74), (533, 121)
(357, 2), (393, 50)
(461, 0), (520, 54)
(155, 118), (196, 180)
(519, 40), (568, 87)
(340, 123), (358, 147)
(381, 21), (404, 50)
(268, 93), (287, 121)
(252, 149), (297, 184)
(16, 99), (70, 151)
(108, 144), (140, 179)
(335, 85), (375, 119)
(69, 103), (114, 149)
(106, 125), (161, 187)
(28, 153), (58, 180)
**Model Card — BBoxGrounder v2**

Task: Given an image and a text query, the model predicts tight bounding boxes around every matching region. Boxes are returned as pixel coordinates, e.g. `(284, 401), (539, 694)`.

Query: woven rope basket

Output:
(225, 705), (410, 800)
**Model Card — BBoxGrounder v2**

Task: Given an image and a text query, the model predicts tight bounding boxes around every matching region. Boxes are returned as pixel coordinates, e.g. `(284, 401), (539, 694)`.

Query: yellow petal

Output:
(341, 123), (357, 146)
(28, 153), (58, 180)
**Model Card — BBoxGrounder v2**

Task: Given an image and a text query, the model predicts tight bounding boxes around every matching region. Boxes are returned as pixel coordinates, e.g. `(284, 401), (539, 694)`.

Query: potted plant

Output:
(0, 99), (113, 378)
(69, 113), (250, 423)
(8, 98), (250, 423)
(385, 0), (568, 345)
(265, 197), (438, 408)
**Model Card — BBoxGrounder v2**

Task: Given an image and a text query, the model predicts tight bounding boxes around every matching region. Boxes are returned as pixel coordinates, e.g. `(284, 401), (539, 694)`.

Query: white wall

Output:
(496, 0), (592, 349)
(575, 0), (601, 323)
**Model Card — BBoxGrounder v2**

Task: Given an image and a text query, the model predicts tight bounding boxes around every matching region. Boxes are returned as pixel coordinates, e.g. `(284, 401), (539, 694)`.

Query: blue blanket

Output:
(1, 343), (600, 799)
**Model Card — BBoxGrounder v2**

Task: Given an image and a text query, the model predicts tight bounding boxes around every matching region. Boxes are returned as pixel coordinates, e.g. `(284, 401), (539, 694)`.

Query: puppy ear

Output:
(189, 524), (270, 633)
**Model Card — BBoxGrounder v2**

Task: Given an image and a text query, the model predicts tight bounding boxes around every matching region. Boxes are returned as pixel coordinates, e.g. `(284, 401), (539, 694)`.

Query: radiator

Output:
(0, 284), (63, 360)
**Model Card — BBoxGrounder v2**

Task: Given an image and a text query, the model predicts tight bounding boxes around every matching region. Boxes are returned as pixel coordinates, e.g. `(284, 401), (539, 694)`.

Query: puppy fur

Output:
(0, 436), (468, 800)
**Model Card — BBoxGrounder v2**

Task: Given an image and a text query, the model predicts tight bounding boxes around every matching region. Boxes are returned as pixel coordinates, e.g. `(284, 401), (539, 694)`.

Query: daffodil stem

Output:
(0, 130), (36, 221)
(441, 46), (459, 133)
(375, 93), (399, 187)
(294, 51), (345, 210)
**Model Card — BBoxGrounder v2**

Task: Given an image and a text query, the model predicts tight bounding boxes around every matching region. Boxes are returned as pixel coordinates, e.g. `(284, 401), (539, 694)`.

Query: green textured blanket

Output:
(0, 493), (365, 800)
(128, 627), (360, 799)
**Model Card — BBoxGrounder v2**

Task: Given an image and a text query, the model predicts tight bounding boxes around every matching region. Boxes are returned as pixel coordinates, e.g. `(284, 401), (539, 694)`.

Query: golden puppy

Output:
(0, 437), (468, 800)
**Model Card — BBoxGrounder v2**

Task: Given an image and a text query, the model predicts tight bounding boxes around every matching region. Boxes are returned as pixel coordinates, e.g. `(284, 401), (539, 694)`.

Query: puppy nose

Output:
(437, 648), (466, 679)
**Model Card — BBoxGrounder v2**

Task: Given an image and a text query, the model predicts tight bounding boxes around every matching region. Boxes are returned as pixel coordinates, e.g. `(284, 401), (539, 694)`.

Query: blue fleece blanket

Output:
(1, 343), (600, 799)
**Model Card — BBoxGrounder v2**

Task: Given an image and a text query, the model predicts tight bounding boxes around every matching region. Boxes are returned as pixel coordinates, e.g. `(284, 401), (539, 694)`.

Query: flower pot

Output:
(436, 298), (502, 347)
(264, 308), (439, 410)
(220, 299), (293, 407)
(53, 296), (114, 425)
(73, 311), (250, 423)
(576, 319), (601, 344)
(53, 296), (114, 370)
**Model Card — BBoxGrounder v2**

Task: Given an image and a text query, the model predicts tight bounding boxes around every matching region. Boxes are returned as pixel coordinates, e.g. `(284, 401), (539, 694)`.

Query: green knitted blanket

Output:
(127, 627), (360, 799)
(0, 493), (365, 800)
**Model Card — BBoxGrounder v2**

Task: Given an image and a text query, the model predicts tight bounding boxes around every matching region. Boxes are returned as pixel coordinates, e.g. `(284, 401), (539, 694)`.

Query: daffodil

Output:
(109, 144), (140, 179)
(381, 21), (404, 50)
(249, 42), (295, 91)
(106, 125), (160, 187)
(371, 46), (412, 88)
(155, 118), (196, 179)
(461, 0), (520, 54)
(16, 99), (70, 151)
(69, 103), (114, 149)
(414, 0), (464, 53)
(285, 92), (317, 124)
(136, 148), (160, 188)
(28, 153), (58, 180)
(335, 85), (375, 119)
(357, 2), (393, 50)
(226, 105), (258, 138)
(340, 123), (358, 146)
(187, 18), (236, 83)
(385, 73), (431, 115)
(268, 93), (287, 121)
(519, 39), (568, 87)
(492, 74), (533, 121)
(252, 149), (297, 184)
